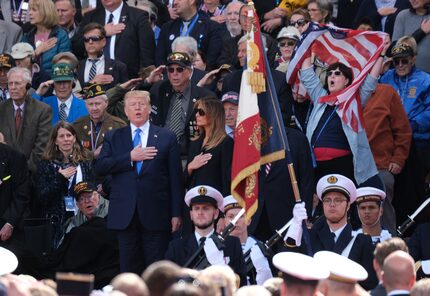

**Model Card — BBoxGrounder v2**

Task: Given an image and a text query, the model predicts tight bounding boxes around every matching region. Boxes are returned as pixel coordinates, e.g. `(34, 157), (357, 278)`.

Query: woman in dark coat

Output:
(37, 121), (93, 250)
(185, 97), (233, 196)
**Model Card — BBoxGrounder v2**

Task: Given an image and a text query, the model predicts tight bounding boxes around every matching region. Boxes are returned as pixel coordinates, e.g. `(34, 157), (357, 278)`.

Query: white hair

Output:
(7, 67), (32, 84)
(171, 37), (198, 59)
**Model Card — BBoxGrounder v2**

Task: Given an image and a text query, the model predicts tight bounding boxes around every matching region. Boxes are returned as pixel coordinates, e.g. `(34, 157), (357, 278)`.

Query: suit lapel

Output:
(68, 96), (76, 121)
(5, 101), (16, 143)
(333, 224), (353, 254)
(104, 58), (114, 75)
(184, 235), (199, 263)
(77, 60), (86, 83)
(140, 123), (158, 173)
(317, 221), (336, 251)
(115, 5), (128, 46)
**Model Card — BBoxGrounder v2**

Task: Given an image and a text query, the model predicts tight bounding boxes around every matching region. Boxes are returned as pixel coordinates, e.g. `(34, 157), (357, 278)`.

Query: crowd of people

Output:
(0, 0), (430, 294)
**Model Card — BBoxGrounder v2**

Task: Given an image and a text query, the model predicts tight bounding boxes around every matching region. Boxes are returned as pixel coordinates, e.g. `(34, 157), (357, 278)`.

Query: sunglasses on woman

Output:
(167, 66), (185, 73)
(279, 40), (296, 47)
(194, 108), (206, 116)
(289, 19), (307, 27)
(327, 70), (343, 76)
(83, 36), (104, 42)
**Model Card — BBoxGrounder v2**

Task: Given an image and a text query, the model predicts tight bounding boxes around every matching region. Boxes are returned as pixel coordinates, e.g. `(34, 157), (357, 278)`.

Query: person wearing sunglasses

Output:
(380, 43), (430, 179)
(289, 8), (311, 34)
(77, 22), (128, 91)
(185, 97), (233, 197)
(275, 26), (300, 73)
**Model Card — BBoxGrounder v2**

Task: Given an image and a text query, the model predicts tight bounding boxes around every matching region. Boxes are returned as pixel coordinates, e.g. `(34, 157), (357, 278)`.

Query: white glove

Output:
(250, 244), (273, 285)
(284, 202), (307, 246)
(204, 237), (225, 265)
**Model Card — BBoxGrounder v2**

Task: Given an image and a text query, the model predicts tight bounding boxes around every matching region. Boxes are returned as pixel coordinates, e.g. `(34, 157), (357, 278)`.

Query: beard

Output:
(226, 21), (242, 37)
(194, 220), (214, 231)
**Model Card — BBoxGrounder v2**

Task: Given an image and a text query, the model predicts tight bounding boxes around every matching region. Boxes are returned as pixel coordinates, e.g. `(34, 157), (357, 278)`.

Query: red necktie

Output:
(15, 107), (22, 136)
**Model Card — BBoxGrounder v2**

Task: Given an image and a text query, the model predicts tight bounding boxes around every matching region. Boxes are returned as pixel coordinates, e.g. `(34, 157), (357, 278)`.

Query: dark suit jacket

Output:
(75, 3), (155, 78)
(156, 14), (224, 70)
(94, 123), (183, 231)
(370, 283), (387, 296)
(0, 144), (30, 230)
(77, 57), (129, 90)
(150, 80), (215, 155)
(0, 95), (52, 173)
(165, 233), (246, 285)
(408, 222), (430, 262)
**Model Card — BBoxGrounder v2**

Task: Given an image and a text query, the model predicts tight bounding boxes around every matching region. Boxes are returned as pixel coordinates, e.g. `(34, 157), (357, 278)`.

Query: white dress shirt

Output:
(105, 2), (123, 60)
(330, 223), (347, 243)
(57, 95), (73, 118)
(84, 55), (106, 82)
(130, 121), (150, 148)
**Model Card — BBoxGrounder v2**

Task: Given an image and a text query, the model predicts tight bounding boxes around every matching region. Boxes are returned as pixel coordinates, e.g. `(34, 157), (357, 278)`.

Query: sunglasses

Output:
(289, 19), (307, 27)
(83, 35), (104, 42)
(328, 70), (343, 76)
(279, 40), (296, 47)
(393, 58), (410, 66)
(167, 66), (185, 73)
(194, 108), (206, 116)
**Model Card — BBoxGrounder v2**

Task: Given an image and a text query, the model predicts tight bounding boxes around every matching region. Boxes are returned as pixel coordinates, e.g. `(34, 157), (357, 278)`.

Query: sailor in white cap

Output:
(0, 247), (18, 276)
(285, 174), (378, 290)
(165, 185), (246, 284)
(272, 252), (329, 296)
(356, 187), (392, 244)
(223, 195), (273, 285)
(314, 250), (369, 296)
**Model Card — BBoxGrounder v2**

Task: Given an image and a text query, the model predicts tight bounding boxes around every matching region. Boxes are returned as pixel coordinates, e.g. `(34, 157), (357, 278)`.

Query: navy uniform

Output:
(165, 186), (246, 285)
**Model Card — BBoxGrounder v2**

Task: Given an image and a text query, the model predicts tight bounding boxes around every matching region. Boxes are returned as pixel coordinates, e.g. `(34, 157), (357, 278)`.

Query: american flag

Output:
(287, 23), (386, 132)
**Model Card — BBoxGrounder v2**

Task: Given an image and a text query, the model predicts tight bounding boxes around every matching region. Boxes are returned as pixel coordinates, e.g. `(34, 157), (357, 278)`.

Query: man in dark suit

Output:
(155, 0), (223, 70)
(0, 19), (22, 53)
(95, 89), (183, 274)
(77, 22), (128, 91)
(150, 52), (214, 156)
(382, 250), (415, 296)
(165, 185), (246, 285)
(0, 67), (52, 173)
(75, 0), (155, 78)
(286, 174), (378, 290)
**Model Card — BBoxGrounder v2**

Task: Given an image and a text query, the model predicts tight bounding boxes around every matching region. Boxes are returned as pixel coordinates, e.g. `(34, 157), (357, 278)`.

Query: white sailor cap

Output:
(356, 187), (386, 204)
(273, 252), (330, 281)
(316, 174), (357, 203)
(422, 260), (430, 275)
(185, 185), (224, 211)
(223, 195), (242, 213)
(0, 247), (18, 276)
(314, 251), (368, 283)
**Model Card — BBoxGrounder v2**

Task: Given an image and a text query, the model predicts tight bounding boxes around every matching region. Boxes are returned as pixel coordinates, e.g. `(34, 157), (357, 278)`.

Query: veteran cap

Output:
(391, 43), (414, 59)
(0, 247), (18, 276)
(166, 52), (192, 68)
(316, 174), (357, 203)
(277, 26), (300, 41)
(0, 54), (15, 68)
(10, 42), (35, 59)
(73, 181), (97, 199)
(223, 195), (242, 214)
(82, 83), (106, 100)
(314, 251), (368, 283)
(221, 92), (239, 105)
(185, 185), (224, 211)
(52, 63), (74, 82)
(356, 187), (386, 204)
(273, 252), (330, 281)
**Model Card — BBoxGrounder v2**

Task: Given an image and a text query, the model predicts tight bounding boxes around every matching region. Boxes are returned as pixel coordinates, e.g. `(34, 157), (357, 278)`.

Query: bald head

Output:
(382, 250), (416, 292)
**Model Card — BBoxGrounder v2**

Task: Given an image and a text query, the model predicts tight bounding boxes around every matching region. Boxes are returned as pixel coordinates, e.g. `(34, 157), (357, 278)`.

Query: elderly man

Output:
(95, 90), (183, 274)
(221, 92), (238, 138)
(55, 0), (78, 38)
(165, 185), (246, 285)
(286, 174), (377, 290)
(0, 67), (52, 173)
(73, 83), (126, 158)
(33, 63), (88, 125)
(382, 250), (416, 296)
(223, 1), (243, 39)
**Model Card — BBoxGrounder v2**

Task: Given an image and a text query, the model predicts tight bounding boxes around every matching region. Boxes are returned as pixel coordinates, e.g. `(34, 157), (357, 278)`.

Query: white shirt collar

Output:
(387, 290), (410, 296)
(330, 223), (347, 242)
(105, 2), (123, 24)
(13, 100), (25, 112)
(57, 94), (73, 110)
(130, 121), (150, 135)
(195, 229), (215, 243)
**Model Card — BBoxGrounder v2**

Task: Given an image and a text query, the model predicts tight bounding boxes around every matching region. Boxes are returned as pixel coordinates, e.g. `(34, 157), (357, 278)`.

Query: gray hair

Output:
(7, 67), (32, 84)
(54, 0), (76, 9)
(224, 1), (244, 15)
(52, 52), (79, 70)
(135, 0), (157, 20)
(308, 0), (333, 23)
(171, 37), (198, 60)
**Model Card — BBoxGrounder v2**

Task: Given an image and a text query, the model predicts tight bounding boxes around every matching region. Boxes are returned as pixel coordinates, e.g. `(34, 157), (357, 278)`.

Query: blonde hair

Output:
(29, 0), (59, 28)
(124, 90), (151, 104)
(193, 97), (227, 150)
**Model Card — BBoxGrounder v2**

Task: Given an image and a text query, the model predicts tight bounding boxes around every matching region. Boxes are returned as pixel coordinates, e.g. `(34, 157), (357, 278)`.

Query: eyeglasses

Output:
(327, 70), (343, 76)
(83, 35), (104, 42)
(308, 8), (321, 12)
(194, 108), (206, 116)
(393, 58), (410, 66)
(290, 19), (307, 27)
(167, 66), (185, 73)
(322, 198), (348, 206)
(279, 40), (296, 47)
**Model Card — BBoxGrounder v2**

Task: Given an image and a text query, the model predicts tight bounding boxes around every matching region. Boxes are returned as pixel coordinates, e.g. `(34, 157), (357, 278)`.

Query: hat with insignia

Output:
(316, 174), (357, 203)
(184, 185), (224, 211)
(166, 52), (192, 68)
(82, 83), (106, 100)
(356, 187), (385, 204)
(221, 91), (239, 105)
(273, 252), (330, 281)
(73, 181), (97, 199)
(10, 42), (35, 59)
(51, 63), (74, 82)
(0, 54), (15, 68)
(277, 26), (300, 41)
(314, 251), (368, 283)
(0, 247), (18, 276)
(391, 43), (414, 59)
(223, 195), (242, 213)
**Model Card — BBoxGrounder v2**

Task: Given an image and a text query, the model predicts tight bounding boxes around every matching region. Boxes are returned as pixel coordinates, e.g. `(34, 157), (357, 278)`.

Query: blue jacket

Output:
(380, 67), (430, 145)
(22, 26), (71, 74)
(32, 93), (88, 126)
